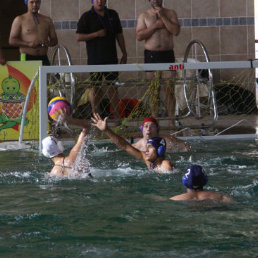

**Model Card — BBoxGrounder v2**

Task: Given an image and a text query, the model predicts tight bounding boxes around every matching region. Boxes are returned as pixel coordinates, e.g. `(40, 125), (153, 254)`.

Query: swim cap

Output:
(25, 0), (41, 5)
(140, 117), (159, 132)
(182, 165), (208, 190)
(42, 136), (64, 158)
(147, 137), (166, 157)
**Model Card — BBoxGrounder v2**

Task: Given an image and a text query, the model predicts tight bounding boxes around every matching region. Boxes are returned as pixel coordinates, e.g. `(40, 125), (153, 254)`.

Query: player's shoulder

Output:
(164, 8), (178, 17)
(161, 159), (174, 171)
(13, 14), (26, 23)
(39, 13), (53, 23)
(138, 9), (150, 19)
(170, 193), (188, 201)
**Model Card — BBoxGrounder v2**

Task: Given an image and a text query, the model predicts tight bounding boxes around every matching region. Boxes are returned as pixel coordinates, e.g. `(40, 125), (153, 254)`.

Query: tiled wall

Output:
(41, 0), (255, 81)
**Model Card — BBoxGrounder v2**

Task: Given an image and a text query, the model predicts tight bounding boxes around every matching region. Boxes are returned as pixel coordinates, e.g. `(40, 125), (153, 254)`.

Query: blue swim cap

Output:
(182, 165), (208, 190)
(25, 0), (41, 5)
(147, 137), (166, 157)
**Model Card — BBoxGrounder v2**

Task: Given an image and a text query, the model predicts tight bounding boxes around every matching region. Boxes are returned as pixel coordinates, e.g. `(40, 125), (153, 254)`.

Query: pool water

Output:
(0, 138), (257, 257)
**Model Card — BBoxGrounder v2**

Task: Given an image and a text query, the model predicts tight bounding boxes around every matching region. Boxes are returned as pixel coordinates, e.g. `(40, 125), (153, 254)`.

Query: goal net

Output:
(36, 59), (257, 151)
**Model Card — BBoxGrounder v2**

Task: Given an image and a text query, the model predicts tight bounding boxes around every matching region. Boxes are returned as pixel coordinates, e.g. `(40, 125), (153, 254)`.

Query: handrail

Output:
(182, 40), (218, 123)
(19, 71), (39, 144)
(49, 45), (76, 106)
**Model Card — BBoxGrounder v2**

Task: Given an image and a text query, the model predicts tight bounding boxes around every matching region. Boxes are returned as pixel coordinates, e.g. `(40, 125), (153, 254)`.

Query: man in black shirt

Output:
(76, 0), (127, 119)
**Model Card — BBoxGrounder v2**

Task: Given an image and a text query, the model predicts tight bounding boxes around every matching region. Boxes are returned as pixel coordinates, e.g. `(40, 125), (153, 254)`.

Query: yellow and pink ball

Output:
(48, 97), (72, 121)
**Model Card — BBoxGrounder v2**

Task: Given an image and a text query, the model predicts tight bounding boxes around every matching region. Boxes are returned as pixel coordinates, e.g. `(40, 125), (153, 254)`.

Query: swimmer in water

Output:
(170, 165), (234, 202)
(132, 116), (191, 152)
(91, 113), (174, 173)
(42, 128), (92, 178)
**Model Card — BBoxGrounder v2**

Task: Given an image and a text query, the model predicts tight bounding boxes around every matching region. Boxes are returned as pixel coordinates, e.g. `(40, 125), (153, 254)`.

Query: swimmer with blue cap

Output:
(170, 165), (234, 202)
(92, 113), (174, 173)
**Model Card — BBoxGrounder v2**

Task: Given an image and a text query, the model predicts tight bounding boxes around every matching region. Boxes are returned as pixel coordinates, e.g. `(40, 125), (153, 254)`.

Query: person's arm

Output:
(156, 9), (180, 36)
(221, 194), (234, 203)
(67, 117), (91, 129)
(165, 134), (191, 152)
(91, 113), (144, 161)
(45, 18), (58, 47)
(9, 16), (41, 48)
(67, 128), (88, 163)
(136, 13), (162, 41)
(116, 33), (127, 64)
(169, 193), (188, 201)
(0, 47), (6, 65)
(56, 108), (91, 129)
(76, 29), (106, 42)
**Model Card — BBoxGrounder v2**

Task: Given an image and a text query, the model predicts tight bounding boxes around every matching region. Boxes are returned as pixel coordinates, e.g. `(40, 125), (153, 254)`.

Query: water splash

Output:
(70, 127), (94, 179)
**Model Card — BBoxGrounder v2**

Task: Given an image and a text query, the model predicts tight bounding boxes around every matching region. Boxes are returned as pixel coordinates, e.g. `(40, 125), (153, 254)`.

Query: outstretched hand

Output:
(91, 113), (108, 131)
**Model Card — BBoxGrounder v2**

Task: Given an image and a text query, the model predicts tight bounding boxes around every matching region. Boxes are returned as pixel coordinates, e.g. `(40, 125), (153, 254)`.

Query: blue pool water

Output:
(0, 138), (257, 257)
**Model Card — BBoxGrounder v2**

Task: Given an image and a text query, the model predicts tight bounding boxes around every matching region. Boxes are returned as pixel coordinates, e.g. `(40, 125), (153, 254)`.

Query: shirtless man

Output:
(91, 113), (174, 173)
(132, 117), (191, 152)
(0, 47), (6, 65)
(170, 165), (234, 202)
(136, 0), (180, 121)
(9, 0), (58, 65)
(42, 128), (92, 178)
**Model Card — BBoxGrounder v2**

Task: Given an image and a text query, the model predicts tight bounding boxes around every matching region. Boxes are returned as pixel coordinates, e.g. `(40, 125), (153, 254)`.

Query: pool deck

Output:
(106, 113), (258, 137)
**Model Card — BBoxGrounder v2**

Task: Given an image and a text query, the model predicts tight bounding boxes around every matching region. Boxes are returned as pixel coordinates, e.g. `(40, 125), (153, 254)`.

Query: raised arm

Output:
(91, 113), (144, 161)
(67, 128), (88, 163)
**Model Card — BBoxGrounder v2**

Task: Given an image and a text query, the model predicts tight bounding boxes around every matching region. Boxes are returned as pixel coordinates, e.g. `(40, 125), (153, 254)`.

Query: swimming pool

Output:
(0, 138), (257, 257)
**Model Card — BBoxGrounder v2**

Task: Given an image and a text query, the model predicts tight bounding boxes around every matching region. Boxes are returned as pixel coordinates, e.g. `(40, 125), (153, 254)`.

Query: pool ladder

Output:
(49, 45), (76, 107)
(176, 40), (218, 128)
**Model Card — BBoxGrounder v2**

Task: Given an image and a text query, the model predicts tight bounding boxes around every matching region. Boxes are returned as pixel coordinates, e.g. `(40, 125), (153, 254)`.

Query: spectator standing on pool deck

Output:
(9, 0), (58, 65)
(136, 0), (180, 123)
(76, 0), (127, 119)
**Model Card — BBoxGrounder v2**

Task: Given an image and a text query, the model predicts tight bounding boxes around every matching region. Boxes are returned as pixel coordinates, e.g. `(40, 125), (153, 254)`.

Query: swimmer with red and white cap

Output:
(92, 113), (174, 173)
(170, 165), (234, 202)
(132, 117), (191, 153)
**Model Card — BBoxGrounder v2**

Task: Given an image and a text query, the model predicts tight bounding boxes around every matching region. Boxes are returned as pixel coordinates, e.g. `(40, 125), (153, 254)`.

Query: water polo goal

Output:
(14, 41), (258, 152)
